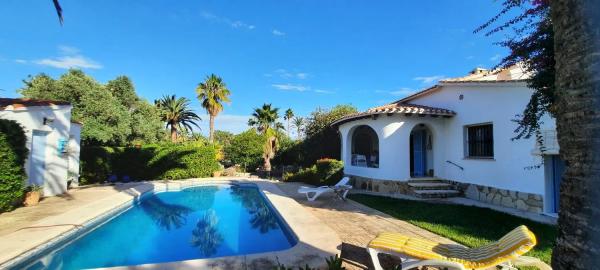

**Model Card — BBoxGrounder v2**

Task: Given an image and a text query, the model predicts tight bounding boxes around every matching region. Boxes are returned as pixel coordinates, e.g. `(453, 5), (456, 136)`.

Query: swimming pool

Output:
(19, 184), (297, 270)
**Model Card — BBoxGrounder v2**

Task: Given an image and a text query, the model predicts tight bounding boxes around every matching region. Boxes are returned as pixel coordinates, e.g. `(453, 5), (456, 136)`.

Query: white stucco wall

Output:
(68, 123), (82, 186)
(339, 115), (448, 181)
(339, 82), (556, 196)
(0, 105), (76, 196)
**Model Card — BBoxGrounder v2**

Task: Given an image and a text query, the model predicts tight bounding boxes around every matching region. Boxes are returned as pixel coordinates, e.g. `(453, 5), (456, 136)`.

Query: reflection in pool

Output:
(21, 185), (296, 270)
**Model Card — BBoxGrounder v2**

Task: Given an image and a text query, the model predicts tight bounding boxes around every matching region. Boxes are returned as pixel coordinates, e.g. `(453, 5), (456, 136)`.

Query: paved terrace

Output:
(0, 179), (456, 269)
(276, 182), (455, 269)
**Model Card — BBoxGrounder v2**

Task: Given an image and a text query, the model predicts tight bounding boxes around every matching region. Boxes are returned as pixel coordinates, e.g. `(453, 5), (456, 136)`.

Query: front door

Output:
(412, 130), (427, 177)
(551, 155), (565, 213)
(30, 130), (48, 186)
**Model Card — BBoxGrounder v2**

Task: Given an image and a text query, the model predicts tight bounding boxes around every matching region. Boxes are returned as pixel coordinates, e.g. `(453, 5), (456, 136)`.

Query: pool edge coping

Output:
(0, 178), (342, 269)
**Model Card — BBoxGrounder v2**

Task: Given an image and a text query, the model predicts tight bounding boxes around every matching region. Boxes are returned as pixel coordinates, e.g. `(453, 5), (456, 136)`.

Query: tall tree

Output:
(479, 1), (600, 268)
(196, 74), (231, 143)
(20, 71), (164, 145)
(19, 70), (133, 145)
(248, 104), (284, 173)
(284, 108), (294, 136)
(106, 76), (164, 143)
(292, 116), (304, 140)
(550, 0), (600, 268)
(155, 95), (201, 143)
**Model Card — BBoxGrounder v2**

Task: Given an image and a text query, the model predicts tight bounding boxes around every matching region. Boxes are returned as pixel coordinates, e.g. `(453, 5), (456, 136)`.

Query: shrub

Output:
(150, 143), (221, 180)
(283, 158), (343, 186)
(283, 166), (319, 185)
(80, 142), (220, 184)
(223, 129), (264, 171)
(0, 119), (28, 212)
(315, 158), (344, 185)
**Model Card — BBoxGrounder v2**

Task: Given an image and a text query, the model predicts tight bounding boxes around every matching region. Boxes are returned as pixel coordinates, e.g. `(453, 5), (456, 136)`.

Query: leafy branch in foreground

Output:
(476, 0), (555, 140)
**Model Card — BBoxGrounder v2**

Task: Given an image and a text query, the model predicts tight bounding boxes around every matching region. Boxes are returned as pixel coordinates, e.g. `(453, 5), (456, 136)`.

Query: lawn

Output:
(349, 194), (557, 264)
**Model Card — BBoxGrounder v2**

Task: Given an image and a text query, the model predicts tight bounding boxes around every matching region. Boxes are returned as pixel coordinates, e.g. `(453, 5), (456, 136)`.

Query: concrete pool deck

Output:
(276, 182), (457, 269)
(0, 179), (341, 269)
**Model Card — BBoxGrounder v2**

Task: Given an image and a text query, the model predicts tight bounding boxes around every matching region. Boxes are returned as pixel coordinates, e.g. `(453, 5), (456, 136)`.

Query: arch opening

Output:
(351, 125), (379, 168)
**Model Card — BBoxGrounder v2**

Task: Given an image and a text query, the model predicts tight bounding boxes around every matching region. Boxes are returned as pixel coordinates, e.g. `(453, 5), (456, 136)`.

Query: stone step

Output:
(413, 189), (461, 199)
(407, 182), (455, 190)
(407, 177), (446, 183)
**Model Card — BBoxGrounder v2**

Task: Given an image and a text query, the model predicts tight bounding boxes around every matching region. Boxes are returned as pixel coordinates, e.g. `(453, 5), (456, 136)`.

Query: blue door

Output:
(551, 155), (565, 213)
(412, 130), (427, 177)
(30, 131), (48, 186)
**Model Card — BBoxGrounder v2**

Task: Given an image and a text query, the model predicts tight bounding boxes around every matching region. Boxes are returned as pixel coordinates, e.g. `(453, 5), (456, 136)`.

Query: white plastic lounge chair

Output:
(367, 225), (551, 270)
(297, 177), (352, 201)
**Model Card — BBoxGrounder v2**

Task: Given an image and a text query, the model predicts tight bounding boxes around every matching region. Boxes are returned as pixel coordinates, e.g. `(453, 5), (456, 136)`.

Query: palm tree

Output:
(292, 116), (304, 140)
(550, 1), (600, 269)
(196, 74), (231, 143)
(155, 95), (201, 143)
(284, 108), (294, 137)
(248, 104), (284, 172)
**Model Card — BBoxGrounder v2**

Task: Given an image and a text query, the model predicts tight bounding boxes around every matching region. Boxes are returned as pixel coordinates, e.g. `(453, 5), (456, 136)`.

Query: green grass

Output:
(349, 194), (557, 264)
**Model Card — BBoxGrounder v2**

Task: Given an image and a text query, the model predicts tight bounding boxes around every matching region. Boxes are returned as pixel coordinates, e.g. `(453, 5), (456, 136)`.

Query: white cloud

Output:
(272, 29), (285, 36)
(296, 73), (308, 79)
(34, 46), (102, 69)
(58, 45), (80, 55)
(35, 55), (102, 69)
(414, 75), (446, 84)
(314, 89), (334, 94)
(198, 114), (250, 135)
(375, 87), (416, 97)
(466, 55), (474, 60)
(389, 88), (416, 96)
(14, 59), (27, 64)
(490, 54), (502, 61)
(273, 69), (308, 79)
(272, 83), (309, 92)
(200, 11), (255, 30)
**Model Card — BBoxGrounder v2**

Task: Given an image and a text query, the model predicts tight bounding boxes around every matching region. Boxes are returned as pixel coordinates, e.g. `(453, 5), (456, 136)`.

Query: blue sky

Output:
(0, 1), (511, 135)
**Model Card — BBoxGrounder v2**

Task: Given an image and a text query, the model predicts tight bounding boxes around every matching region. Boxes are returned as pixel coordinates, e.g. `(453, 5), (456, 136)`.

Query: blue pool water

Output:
(22, 185), (296, 270)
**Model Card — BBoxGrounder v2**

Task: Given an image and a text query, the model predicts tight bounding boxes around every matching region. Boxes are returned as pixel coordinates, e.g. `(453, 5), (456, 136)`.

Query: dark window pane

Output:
(467, 124), (493, 157)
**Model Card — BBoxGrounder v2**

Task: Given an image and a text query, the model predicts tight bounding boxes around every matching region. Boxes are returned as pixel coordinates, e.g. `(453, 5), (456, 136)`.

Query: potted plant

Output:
(24, 185), (43, 206)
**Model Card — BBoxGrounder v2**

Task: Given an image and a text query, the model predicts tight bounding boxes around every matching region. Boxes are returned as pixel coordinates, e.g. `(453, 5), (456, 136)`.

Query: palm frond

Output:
(53, 0), (63, 25)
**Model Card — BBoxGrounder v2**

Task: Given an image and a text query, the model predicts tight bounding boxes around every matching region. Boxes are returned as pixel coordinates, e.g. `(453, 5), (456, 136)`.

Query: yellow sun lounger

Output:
(367, 225), (552, 270)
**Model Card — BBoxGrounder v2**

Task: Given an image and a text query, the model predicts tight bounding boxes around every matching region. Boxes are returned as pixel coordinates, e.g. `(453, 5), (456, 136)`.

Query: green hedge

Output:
(283, 158), (344, 186)
(80, 143), (221, 184)
(0, 120), (28, 212)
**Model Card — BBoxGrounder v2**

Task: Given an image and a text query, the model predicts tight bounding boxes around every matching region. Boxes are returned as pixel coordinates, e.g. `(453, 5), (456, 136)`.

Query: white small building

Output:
(0, 98), (82, 197)
(333, 66), (562, 215)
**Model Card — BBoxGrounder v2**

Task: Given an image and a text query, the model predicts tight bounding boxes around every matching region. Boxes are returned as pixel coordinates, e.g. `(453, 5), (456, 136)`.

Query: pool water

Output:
(22, 185), (296, 270)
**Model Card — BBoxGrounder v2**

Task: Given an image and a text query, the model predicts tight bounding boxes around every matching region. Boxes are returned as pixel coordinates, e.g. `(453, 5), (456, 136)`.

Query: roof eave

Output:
(331, 110), (455, 127)
(438, 79), (529, 86)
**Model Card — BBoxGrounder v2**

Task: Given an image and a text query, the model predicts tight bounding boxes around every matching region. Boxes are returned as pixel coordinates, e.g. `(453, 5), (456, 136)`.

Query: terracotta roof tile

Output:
(0, 98), (71, 110)
(332, 103), (455, 126)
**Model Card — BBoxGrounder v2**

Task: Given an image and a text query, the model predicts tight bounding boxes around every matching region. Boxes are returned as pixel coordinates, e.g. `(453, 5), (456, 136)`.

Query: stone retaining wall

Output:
(349, 175), (412, 195)
(348, 174), (545, 214)
(461, 183), (544, 213)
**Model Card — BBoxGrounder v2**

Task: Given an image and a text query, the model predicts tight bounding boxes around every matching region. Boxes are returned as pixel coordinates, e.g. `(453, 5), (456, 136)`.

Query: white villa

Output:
(0, 98), (81, 197)
(333, 66), (562, 215)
